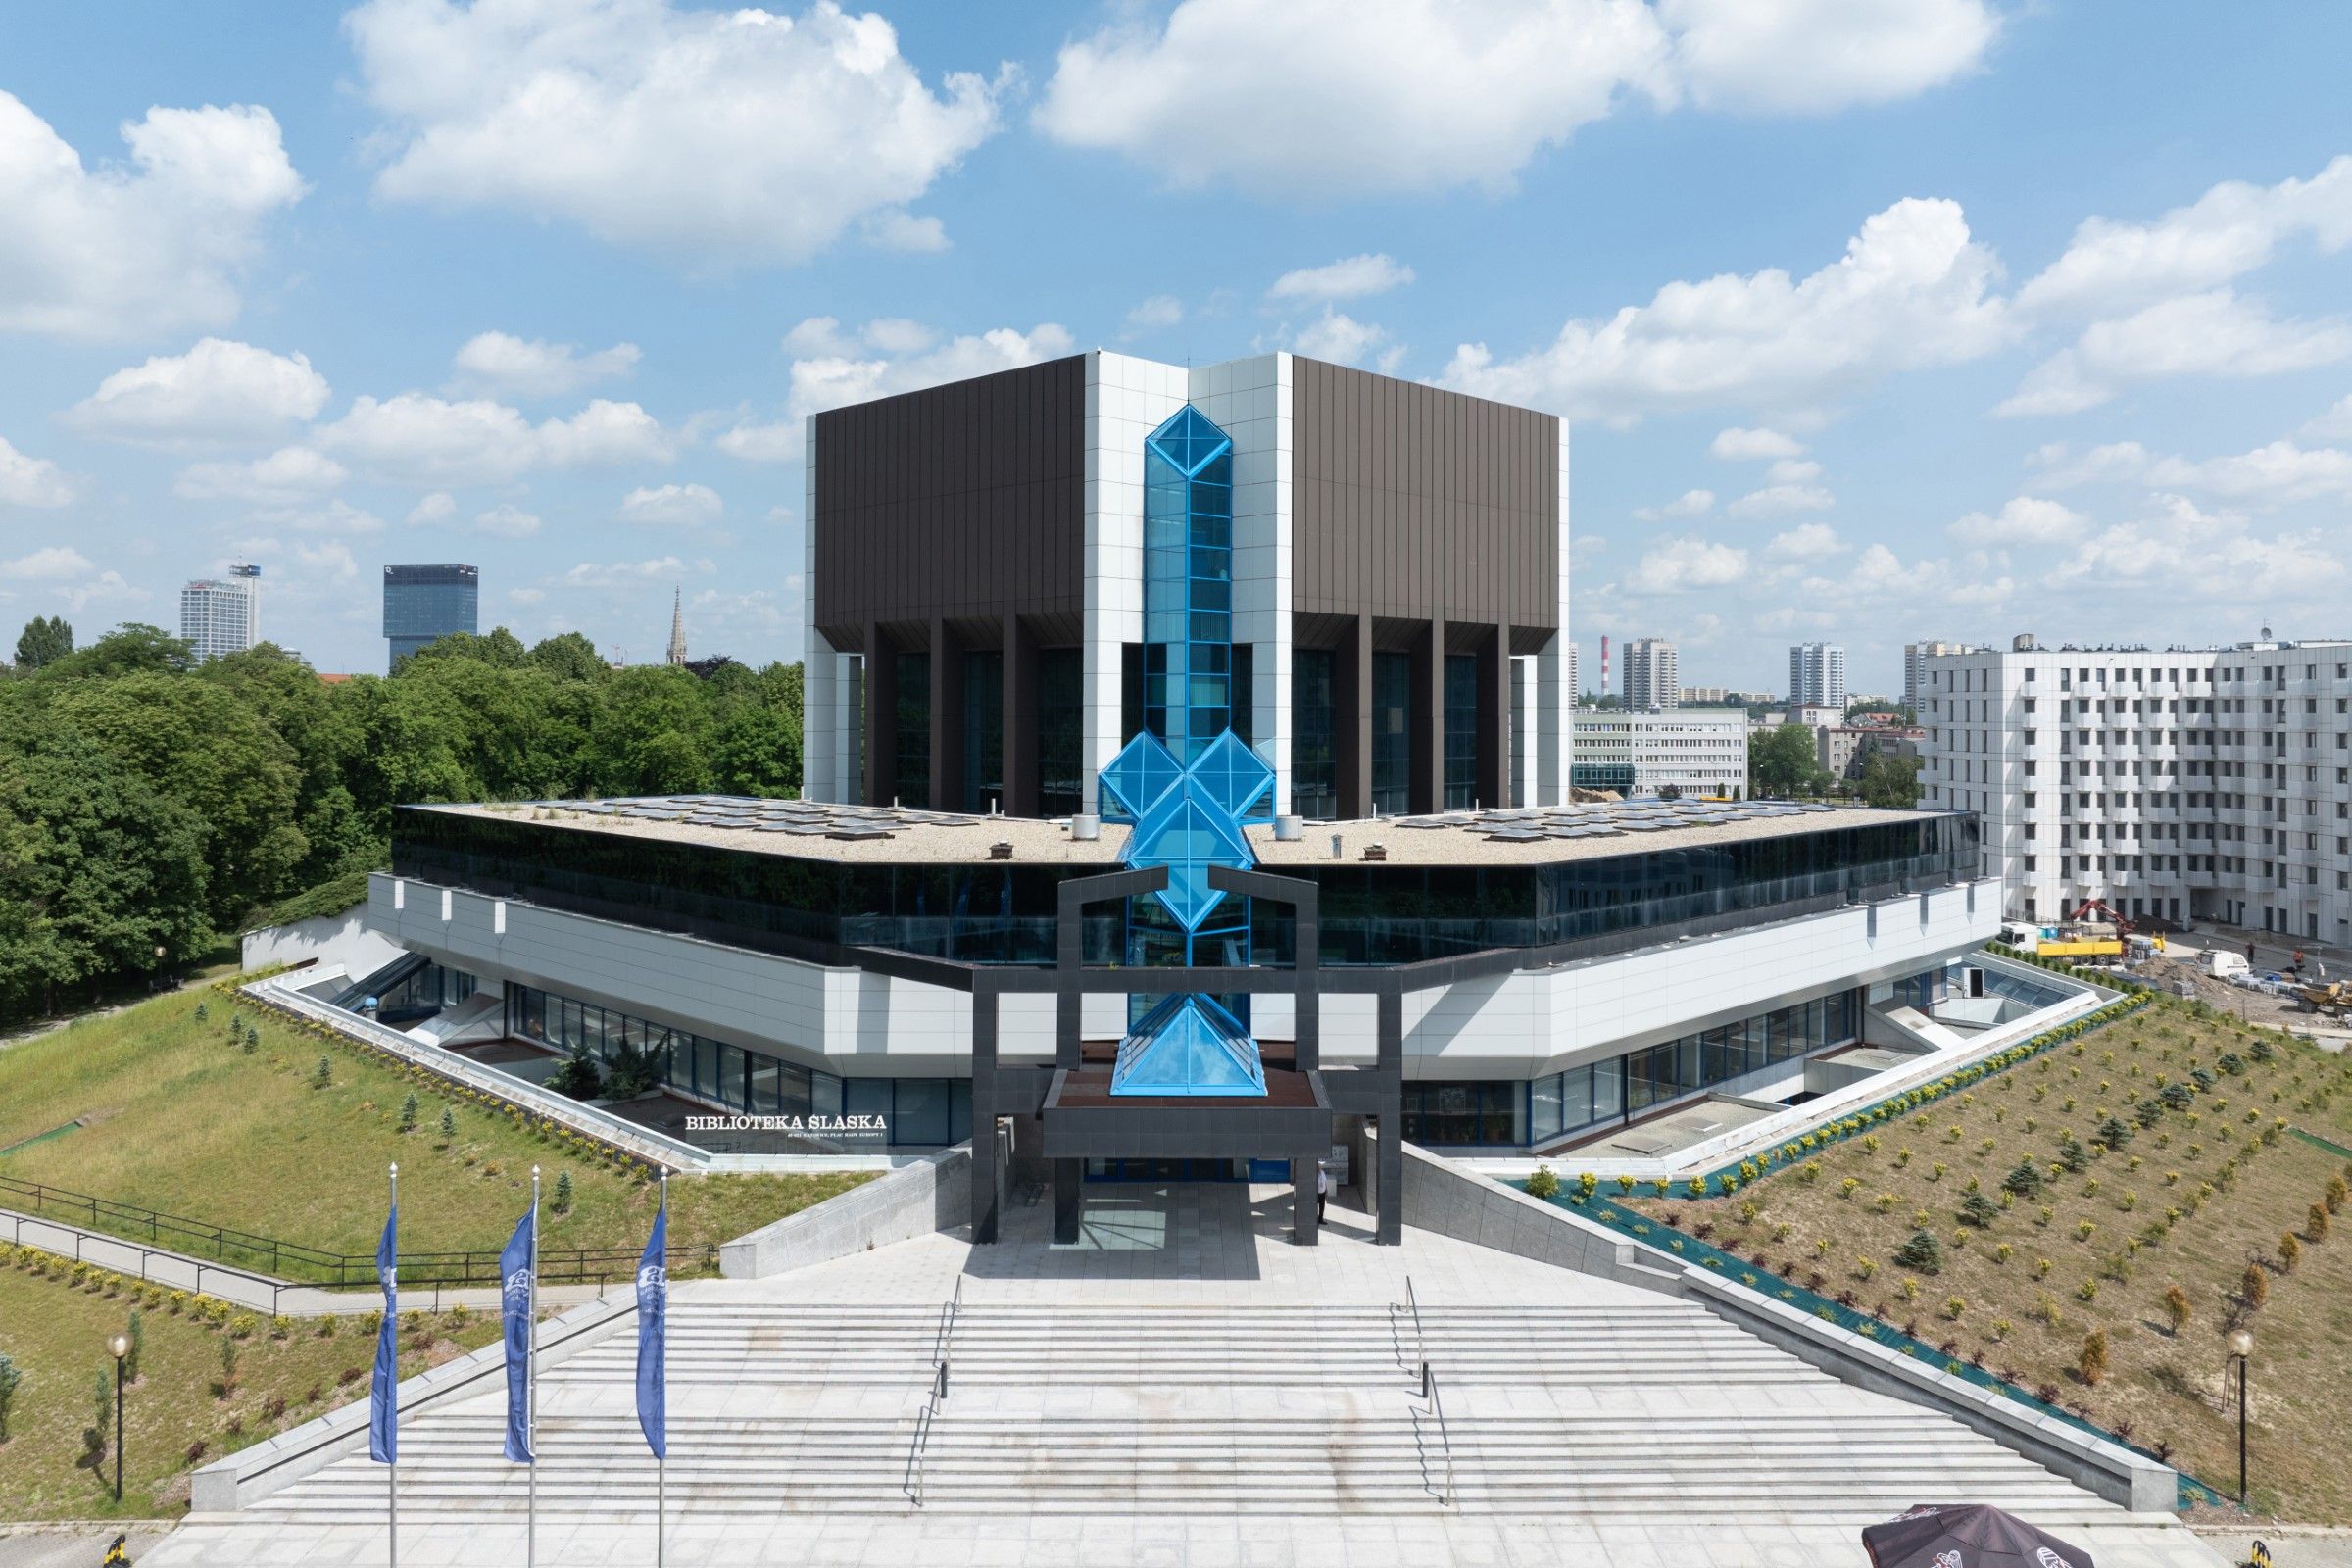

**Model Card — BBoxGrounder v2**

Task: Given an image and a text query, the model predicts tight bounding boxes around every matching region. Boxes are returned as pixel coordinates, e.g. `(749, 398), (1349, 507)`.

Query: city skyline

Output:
(2, 4), (2350, 682)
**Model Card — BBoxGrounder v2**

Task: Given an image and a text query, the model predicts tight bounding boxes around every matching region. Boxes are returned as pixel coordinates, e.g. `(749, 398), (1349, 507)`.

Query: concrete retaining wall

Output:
(1398, 1140), (2178, 1515)
(242, 909), (401, 979)
(719, 1144), (970, 1279)
(189, 1294), (633, 1513)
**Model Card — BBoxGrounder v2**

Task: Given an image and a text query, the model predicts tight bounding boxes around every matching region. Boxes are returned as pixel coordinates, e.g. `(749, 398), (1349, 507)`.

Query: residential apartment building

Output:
(179, 564), (260, 662)
(1904, 642), (1975, 714)
(1920, 634), (2352, 945)
(1681, 685), (1731, 705)
(1622, 638), (1678, 711)
(1788, 642), (1847, 709)
(1573, 708), (1748, 798)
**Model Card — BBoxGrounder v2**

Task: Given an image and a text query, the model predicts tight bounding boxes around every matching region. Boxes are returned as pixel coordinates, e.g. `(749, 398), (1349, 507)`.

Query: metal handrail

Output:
(905, 1279), (962, 1506)
(1403, 1274), (1427, 1372)
(1422, 1364), (1458, 1507)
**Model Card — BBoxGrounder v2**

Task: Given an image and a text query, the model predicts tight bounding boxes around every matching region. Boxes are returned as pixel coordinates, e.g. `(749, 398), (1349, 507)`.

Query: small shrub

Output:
(2241, 1262), (2270, 1308)
(2163, 1284), (2190, 1333)
(398, 1092), (420, 1132)
(1893, 1231), (1943, 1275)
(439, 1105), (458, 1141)
(2311, 1202), (2331, 1243)
(2079, 1329), (2109, 1386)
(1944, 1296), (1966, 1321)
(1524, 1166), (1560, 1200)
(312, 1056), (333, 1090)
(2076, 1279), (2099, 1302)
(2279, 1232), (2302, 1272)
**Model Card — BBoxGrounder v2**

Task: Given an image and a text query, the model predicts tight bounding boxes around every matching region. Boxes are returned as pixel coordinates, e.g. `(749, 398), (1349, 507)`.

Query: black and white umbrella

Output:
(1863, 1504), (2094, 1568)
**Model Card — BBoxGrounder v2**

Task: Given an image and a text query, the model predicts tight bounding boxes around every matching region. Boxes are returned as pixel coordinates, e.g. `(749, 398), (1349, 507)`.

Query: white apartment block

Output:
(179, 566), (260, 662)
(1905, 641), (1975, 714)
(1574, 708), (1748, 798)
(1921, 635), (2352, 946)
(1623, 637), (1679, 711)
(1789, 642), (1847, 709)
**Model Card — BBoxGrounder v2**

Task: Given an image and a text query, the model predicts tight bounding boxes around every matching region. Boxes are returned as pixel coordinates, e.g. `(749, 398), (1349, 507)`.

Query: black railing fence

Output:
(0, 1173), (712, 1288)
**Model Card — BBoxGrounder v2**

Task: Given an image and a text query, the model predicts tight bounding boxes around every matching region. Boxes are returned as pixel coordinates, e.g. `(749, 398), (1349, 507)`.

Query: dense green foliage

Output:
(1747, 721), (1829, 798)
(1856, 750), (1923, 808)
(12, 615), (72, 669)
(0, 621), (802, 1023)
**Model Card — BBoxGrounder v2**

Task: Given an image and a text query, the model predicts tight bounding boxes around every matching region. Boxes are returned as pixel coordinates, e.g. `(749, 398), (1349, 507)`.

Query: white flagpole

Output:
(388, 1162), (398, 1568)
(657, 1169), (666, 1568)
(528, 1165), (540, 1568)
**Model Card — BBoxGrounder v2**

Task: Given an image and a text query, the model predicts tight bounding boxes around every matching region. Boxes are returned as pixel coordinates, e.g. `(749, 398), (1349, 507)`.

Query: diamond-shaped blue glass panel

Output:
(1189, 730), (1275, 821)
(1098, 730), (1183, 823)
(1124, 778), (1254, 931)
(1111, 994), (1267, 1097)
(1145, 406), (1233, 478)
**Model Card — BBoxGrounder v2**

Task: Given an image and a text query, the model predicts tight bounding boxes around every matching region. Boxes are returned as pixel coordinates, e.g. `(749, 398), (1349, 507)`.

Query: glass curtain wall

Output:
(1405, 987), (1863, 1148)
(1141, 407), (1234, 764)
(893, 651), (929, 808)
(505, 983), (971, 1147)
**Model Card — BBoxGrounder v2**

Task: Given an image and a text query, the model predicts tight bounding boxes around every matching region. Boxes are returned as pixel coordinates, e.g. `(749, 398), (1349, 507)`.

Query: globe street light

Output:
(106, 1331), (131, 1504)
(2228, 1327), (2254, 1507)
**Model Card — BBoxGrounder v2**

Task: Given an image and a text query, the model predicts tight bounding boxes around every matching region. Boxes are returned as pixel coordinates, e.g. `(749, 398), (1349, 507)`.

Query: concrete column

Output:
(929, 616), (961, 812)
(1411, 617), (1443, 815)
(1479, 622), (1510, 810)
(1292, 1157), (1318, 1247)
(1376, 987), (1403, 1246)
(1053, 1158), (1083, 1245)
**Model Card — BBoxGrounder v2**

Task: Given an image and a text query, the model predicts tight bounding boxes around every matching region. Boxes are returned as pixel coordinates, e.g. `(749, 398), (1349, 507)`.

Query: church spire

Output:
(665, 586), (687, 666)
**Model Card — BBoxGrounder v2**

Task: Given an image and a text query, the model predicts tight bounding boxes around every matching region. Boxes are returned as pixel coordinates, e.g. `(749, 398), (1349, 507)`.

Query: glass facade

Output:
(892, 651), (929, 808)
(382, 564), (478, 671)
(1444, 653), (1479, 810)
(1405, 988), (1862, 1148)
(1036, 648), (1084, 817)
(505, 983), (970, 1149)
(1292, 649), (1338, 819)
(394, 807), (1979, 968)
(1371, 652), (1412, 814)
(1141, 407), (1235, 764)
(961, 649), (1003, 813)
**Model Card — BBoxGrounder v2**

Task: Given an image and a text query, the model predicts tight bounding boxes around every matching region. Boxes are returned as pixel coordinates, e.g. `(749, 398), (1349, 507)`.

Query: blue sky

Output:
(2, 0), (2348, 690)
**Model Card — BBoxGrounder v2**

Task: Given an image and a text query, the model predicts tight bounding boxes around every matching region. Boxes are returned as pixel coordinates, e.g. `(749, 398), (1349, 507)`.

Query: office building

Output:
(1680, 686), (1732, 706)
(383, 564), (479, 670)
(1904, 642), (1974, 714)
(802, 352), (1575, 820)
(1621, 638), (1678, 711)
(1572, 708), (1748, 798)
(1920, 632), (2352, 944)
(179, 564), (260, 662)
(1788, 643), (1847, 709)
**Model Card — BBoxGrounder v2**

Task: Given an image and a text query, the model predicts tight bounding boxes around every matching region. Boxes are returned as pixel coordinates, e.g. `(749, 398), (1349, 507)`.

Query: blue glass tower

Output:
(1101, 406), (1271, 1098)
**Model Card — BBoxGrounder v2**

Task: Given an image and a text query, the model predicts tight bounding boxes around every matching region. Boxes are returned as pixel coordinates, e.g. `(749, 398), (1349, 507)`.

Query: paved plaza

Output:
(140, 1185), (2231, 1568)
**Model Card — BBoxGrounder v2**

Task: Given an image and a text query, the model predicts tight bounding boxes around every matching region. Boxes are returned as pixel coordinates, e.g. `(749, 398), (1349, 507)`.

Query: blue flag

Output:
(500, 1206), (535, 1463)
(634, 1202), (666, 1459)
(368, 1200), (397, 1464)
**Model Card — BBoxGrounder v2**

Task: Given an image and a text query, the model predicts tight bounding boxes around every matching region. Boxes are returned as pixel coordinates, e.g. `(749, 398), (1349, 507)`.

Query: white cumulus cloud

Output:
(1291, 310), (1392, 368)
(1035, 0), (1991, 199)
(719, 319), (1075, 459)
(1627, 535), (1749, 593)
(451, 331), (640, 397)
(561, 555), (706, 589)
(619, 482), (722, 527)
(1710, 426), (1803, 461)
(1726, 483), (1833, 519)
(65, 338), (329, 449)
(317, 393), (672, 485)
(1268, 253), (1415, 301)
(1765, 520), (1845, 559)
(1633, 488), (1714, 521)
(0, 436), (75, 508)
(407, 491), (457, 524)
(1997, 290), (2352, 416)
(1443, 197), (2012, 420)
(0, 91), (303, 339)
(346, 0), (1007, 267)
(1946, 495), (2086, 546)
(174, 446), (349, 504)
(475, 503), (542, 538)
(0, 545), (94, 578)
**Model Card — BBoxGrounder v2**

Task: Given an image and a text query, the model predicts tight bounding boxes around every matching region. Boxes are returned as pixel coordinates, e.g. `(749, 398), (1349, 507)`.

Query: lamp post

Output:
(2229, 1327), (2254, 1507)
(106, 1331), (130, 1504)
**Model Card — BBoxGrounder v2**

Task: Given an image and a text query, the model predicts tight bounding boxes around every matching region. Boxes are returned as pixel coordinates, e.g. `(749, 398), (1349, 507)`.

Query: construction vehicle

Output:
(2299, 979), (2351, 1017)
(2038, 900), (2129, 959)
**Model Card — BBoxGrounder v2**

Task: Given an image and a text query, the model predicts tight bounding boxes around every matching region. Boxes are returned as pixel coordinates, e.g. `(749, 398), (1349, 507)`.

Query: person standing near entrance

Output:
(1316, 1163), (1329, 1225)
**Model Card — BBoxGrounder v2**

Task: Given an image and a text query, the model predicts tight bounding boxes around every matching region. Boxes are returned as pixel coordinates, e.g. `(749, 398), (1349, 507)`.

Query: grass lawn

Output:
(0, 1261), (499, 1520)
(1619, 999), (2352, 1524)
(0, 987), (872, 1280)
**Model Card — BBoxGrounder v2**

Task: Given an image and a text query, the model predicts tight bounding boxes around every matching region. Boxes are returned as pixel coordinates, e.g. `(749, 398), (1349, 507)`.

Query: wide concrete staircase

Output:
(246, 1296), (2099, 1522)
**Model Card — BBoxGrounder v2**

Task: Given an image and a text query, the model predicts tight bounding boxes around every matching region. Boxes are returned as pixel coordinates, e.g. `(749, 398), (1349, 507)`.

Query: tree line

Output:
(1, 620), (803, 1024)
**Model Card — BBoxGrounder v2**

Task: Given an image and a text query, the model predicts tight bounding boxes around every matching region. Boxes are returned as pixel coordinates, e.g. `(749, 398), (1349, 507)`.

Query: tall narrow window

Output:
(961, 649), (1003, 812)
(1036, 648), (1083, 816)
(1444, 653), (1479, 809)
(1292, 648), (1337, 818)
(1372, 651), (1412, 815)
(893, 651), (929, 808)
(1140, 406), (1233, 763)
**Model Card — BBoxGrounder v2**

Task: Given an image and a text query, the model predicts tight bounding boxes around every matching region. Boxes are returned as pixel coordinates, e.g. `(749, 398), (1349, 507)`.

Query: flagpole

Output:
(388, 1162), (398, 1568)
(657, 1170), (666, 1568)
(528, 1165), (540, 1568)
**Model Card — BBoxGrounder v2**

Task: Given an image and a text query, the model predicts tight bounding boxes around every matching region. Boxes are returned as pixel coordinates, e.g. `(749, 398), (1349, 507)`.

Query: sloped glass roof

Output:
(1144, 405), (1234, 478)
(1110, 993), (1267, 1097)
